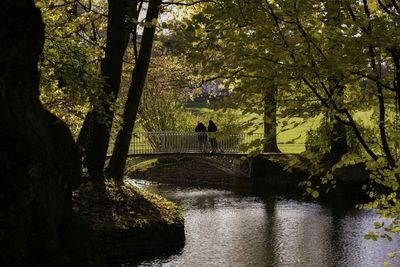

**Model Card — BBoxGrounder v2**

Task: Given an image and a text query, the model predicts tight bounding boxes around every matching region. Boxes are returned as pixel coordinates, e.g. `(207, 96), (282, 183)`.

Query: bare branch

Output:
(351, 71), (395, 91)
(378, 0), (398, 16)
(346, 4), (370, 34)
(193, 67), (245, 88)
(303, 78), (378, 160)
(391, 0), (400, 14)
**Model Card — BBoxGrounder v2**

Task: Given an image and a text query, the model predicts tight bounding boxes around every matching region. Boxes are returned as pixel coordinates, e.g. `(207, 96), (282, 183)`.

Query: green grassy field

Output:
(276, 116), (322, 153)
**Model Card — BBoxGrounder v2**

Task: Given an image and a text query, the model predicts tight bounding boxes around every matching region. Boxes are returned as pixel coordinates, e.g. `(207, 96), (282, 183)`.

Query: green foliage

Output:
(305, 116), (331, 154)
(35, 0), (400, 258)
(171, 2), (400, 255)
(131, 36), (245, 133)
(135, 49), (198, 132)
(37, 0), (106, 136)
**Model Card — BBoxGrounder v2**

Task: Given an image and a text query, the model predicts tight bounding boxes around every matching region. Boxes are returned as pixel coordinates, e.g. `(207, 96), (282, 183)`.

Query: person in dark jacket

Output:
(207, 120), (218, 152)
(195, 122), (207, 152)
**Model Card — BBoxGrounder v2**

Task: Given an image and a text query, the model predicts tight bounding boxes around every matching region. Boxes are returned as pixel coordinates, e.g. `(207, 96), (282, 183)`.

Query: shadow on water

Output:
(125, 180), (400, 267)
(110, 247), (184, 267)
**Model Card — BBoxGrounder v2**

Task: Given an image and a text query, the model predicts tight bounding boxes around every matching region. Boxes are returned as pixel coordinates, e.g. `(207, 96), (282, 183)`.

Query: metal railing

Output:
(107, 131), (304, 155)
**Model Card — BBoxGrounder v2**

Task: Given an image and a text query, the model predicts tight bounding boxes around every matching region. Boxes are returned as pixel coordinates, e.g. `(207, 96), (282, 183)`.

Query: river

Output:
(129, 179), (400, 267)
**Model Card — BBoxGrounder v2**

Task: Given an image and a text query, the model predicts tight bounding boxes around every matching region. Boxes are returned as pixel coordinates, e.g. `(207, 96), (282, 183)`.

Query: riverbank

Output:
(127, 154), (369, 200)
(72, 179), (185, 265)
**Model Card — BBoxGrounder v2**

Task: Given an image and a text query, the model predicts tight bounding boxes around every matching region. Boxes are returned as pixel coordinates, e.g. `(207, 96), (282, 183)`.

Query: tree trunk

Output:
(325, 1), (349, 160)
(107, 0), (162, 180)
(76, 111), (92, 150)
(392, 52), (400, 112)
(328, 114), (348, 159)
(326, 83), (349, 160)
(84, 0), (135, 184)
(0, 1), (104, 266)
(263, 85), (281, 153)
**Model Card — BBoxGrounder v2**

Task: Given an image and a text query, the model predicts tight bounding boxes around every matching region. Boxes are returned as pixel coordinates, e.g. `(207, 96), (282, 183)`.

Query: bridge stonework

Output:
(126, 153), (312, 192)
(127, 154), (252, 188)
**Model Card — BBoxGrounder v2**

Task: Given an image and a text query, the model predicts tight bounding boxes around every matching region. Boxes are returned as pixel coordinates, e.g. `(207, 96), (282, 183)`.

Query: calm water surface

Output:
(129, 179), (400, 267)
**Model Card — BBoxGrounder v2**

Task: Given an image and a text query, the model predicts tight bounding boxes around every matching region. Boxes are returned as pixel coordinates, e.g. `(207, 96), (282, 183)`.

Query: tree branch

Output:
(303, 78), (378, 160)
(351, 71), (395, 91)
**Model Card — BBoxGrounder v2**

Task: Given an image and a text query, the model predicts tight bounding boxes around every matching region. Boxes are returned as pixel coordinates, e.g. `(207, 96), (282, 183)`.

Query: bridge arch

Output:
(127, 154), (252, 188)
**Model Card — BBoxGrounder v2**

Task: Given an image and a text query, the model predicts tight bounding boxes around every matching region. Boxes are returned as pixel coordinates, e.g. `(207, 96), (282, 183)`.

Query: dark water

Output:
(129, 180), (400, 267)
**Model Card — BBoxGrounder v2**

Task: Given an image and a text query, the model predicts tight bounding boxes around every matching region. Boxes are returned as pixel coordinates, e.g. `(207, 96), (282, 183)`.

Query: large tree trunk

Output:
(0, 1), (104, 266)
(328, 115), (348, 159)
(76, 110), (92, 151)
(84, 0), (135, 184)
(107, 0), (162, 181)
(392, 51), (400, 112)
(263, 85), (281, 153)
(325, 0), (349, 160)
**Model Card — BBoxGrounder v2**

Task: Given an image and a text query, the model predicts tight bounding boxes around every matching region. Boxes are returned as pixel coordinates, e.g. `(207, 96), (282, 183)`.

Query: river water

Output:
(130, 179), (400, 267)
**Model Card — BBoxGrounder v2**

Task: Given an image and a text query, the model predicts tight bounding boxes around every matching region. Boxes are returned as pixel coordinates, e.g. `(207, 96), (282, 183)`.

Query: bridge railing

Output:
(107, 131), (305, 155)
(106, 132), (264, 155)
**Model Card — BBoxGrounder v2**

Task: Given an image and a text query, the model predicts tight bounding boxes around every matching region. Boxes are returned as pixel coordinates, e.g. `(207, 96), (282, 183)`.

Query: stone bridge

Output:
(111, 132), (305, 188)
(126, 152), (305, 189)
(126, 153), (252, 187)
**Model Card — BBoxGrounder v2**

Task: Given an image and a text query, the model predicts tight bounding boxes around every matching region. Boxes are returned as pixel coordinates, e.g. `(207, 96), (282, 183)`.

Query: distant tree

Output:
(137, 47), (196, 132)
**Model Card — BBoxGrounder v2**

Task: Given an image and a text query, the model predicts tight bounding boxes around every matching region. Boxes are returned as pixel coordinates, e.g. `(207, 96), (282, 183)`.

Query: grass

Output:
(72, 179), (183, 230)
(277, 116), (322, 153)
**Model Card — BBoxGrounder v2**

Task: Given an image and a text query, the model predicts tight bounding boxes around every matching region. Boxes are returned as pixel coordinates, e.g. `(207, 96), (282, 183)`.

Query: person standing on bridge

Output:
(207, 120), (218, 153)
(195, 122), (207, 152)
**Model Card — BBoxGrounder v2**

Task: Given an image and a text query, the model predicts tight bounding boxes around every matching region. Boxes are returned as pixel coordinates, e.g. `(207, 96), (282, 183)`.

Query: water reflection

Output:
(130, 180), (400, 267)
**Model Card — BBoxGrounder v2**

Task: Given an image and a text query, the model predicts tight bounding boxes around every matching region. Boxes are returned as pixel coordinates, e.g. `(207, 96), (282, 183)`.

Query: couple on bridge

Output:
(195, 120), (218, 153)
